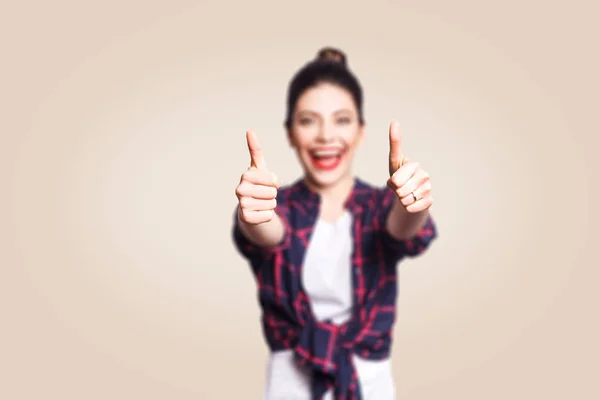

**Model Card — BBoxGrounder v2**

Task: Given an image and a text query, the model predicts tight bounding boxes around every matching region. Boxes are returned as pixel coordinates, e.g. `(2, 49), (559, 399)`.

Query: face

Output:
(287, 83), (364, 189)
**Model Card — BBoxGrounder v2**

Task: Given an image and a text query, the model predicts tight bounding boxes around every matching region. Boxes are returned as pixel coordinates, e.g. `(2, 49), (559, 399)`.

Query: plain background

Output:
(1, 0), (598, 399)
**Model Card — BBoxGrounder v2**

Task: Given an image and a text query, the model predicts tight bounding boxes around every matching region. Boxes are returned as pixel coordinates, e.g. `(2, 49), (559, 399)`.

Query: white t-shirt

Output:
(263, 211), (396, 400)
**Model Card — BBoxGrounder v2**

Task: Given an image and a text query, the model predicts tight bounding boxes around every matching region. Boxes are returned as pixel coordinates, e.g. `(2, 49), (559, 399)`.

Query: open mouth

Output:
(309, 147), (345, 171)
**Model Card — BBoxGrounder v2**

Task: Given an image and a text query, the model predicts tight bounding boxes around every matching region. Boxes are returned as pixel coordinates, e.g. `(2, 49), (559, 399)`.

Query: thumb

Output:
(388, 121), (403, 176)
(246, 129), (267, 170)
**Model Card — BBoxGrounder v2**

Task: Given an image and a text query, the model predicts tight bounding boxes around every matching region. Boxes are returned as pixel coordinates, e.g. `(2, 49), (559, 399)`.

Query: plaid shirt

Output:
(232, 177), (437, 399)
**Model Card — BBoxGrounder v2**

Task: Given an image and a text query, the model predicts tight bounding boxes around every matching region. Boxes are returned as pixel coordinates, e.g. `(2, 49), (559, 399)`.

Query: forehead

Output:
(295, 83), (356, 114)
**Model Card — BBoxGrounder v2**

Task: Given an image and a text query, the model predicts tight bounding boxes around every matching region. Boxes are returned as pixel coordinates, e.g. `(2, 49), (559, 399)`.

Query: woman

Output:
(232, 47), (437, 400)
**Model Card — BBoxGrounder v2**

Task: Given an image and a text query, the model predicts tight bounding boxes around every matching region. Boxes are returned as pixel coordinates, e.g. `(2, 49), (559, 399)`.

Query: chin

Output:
(308, 174), (341, 188)
(304, 165), (351, 189)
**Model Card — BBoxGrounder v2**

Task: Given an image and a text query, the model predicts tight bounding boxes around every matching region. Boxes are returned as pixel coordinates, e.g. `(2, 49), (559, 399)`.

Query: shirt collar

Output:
(287, 177), (375, 214)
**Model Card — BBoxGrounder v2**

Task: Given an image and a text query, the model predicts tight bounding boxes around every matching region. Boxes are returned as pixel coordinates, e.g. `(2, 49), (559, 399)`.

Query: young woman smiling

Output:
(233, 47), (437, 400)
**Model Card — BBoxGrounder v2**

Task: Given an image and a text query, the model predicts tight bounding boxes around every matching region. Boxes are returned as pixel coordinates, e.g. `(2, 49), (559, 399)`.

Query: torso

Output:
(233, 177), (437, 399)
(263, 210), (395, 400)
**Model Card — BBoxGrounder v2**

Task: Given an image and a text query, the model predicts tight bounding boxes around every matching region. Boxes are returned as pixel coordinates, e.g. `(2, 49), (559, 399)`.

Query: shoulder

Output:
(274, 178), (318, 208)
(351, 177), (394, 207)
(274, 181), (294, 207)
(275, 183), (293, 201)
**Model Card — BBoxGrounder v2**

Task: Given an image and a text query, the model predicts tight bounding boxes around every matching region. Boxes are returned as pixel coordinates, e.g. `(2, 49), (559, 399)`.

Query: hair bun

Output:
(316, 47), (347, 67)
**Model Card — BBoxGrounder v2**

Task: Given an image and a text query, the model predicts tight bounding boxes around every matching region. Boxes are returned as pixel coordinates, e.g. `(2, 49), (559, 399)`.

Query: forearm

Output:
(237, 206), (285, 248)
(385, 198), (430, 241)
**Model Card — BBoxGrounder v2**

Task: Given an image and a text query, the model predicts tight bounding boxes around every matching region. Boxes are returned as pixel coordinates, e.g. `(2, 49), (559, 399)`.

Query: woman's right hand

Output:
(235, 130), (280, 225)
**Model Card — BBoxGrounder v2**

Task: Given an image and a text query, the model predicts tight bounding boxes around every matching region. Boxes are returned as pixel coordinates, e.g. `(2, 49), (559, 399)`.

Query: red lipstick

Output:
(308, 147), (345, 171)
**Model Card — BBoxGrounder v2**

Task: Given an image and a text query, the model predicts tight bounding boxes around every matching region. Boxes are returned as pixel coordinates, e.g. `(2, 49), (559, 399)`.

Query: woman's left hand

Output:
(387, 121), (433, 213)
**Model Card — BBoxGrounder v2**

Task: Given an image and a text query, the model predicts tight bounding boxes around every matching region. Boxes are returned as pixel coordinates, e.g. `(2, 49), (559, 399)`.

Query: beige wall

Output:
(1, 1), (598, 399)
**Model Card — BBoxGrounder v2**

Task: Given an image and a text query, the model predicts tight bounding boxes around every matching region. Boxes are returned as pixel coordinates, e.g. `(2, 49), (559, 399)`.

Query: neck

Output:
(303, 172), (355, 206)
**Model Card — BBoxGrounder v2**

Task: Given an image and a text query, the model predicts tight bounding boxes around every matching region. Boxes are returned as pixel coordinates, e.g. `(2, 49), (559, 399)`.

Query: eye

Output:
(337, 116), (351, 124)
(298, 117), (314, 126)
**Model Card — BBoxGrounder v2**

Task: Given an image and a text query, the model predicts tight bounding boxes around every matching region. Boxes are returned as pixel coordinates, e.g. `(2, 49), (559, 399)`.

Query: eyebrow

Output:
(296, 109), (354, 117)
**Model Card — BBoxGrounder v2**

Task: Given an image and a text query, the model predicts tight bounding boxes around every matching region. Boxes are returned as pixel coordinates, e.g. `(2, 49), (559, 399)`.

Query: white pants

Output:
(263, 350), (396, 400)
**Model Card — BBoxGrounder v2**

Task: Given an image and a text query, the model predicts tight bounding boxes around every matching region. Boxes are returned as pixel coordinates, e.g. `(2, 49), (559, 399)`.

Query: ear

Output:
(286, 128), (296, 148)
(357, 122), (366, 146)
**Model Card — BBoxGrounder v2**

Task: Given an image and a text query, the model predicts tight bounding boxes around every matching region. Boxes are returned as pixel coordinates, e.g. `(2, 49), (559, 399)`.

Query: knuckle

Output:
(265, 172), (278, 187)
(235, 185), (243, 198)
(239, 196), (250, 209)
(241, 170), (252, 182)
(396, 186), (408, 197)
(240, 209), (250, 221)
(386, 178), (395, 190)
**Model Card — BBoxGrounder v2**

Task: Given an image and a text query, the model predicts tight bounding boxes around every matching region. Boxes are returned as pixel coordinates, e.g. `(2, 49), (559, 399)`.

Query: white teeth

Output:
(312, 149), (341, 157)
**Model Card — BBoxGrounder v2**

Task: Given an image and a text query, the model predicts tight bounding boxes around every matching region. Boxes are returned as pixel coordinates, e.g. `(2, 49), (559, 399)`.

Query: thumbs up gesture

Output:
(387, 121), (433, 213)
(235, 129), (280, 225)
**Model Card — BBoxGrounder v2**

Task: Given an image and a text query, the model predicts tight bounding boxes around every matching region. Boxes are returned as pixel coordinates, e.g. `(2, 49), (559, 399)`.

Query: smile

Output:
(309, 147), (345, 171)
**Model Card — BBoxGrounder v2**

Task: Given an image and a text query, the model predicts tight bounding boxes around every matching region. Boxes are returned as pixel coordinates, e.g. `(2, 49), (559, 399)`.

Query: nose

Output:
(316, 122), (335, 143)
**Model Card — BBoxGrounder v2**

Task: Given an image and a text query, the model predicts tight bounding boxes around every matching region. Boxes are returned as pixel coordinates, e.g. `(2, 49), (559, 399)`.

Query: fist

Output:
(235, 129), (280, 225)
(387, 121), (433, 213)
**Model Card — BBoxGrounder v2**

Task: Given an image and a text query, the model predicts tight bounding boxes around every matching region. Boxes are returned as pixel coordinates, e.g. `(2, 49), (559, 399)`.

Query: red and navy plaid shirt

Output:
(232, 177), (437, 400)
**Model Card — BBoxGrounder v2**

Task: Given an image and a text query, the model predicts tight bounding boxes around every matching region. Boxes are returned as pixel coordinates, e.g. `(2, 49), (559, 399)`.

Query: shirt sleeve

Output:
(231, 191), (292, 275)
(375, 186), (437, 260)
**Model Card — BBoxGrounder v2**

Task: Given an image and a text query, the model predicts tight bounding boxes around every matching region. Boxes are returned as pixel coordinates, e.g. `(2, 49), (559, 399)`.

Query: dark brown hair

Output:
(284, 47), (364, 129)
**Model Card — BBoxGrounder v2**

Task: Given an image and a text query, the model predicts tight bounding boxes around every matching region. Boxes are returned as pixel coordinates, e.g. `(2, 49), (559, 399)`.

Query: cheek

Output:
(342, 130), (363, 149)
(290, 129), (315, 151)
